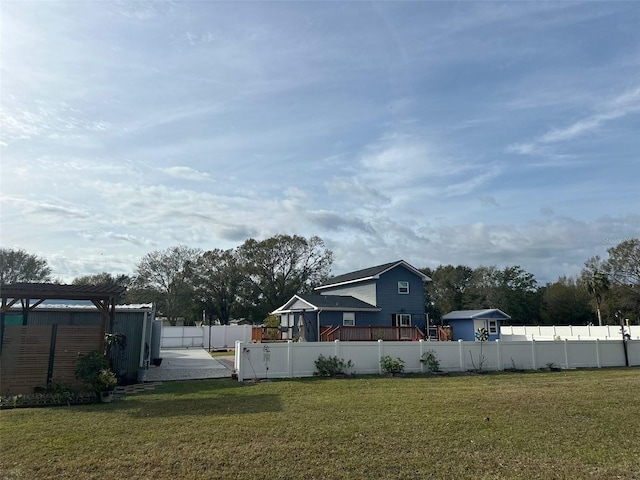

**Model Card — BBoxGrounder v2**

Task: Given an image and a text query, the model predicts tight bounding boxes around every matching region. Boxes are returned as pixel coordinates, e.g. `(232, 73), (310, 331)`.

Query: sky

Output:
(1, 1), (639, 285)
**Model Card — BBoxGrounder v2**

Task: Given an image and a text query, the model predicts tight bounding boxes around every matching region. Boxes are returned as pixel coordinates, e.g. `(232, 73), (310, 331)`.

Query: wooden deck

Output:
(252, 325), (450, 342)
(321, 325), (424, 342)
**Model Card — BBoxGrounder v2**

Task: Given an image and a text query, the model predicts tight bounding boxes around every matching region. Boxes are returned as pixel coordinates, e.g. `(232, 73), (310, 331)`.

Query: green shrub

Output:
(380, 355), (405, 375)
(420, 350), (441, 372)
(75, 351), (117, 393)
(314, 355), (353, 377)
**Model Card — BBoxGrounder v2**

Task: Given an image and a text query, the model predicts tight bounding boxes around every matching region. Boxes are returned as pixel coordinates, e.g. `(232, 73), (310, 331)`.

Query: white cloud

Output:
(509, 85), (640, 157)
(160, 166), (212, 182)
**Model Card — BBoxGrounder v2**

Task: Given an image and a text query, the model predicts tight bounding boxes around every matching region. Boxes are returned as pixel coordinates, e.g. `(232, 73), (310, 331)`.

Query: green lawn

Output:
(1, 369), (639, 479)
(209, 349), (234, 357)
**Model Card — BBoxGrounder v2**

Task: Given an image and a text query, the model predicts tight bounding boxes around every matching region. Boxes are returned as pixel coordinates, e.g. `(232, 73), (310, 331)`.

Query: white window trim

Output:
(488, 319), (498, 335)
(398, 313), (411, 327)
(398, 281), (409, 294)
(343, 312), (355, 327)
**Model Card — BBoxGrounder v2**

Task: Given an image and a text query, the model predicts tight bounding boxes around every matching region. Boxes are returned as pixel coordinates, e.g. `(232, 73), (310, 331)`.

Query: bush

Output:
(314, 355), (353, 377)
(380, 355), (405, 375)
(75, 351), (117, 393)
(420, 350), (441, 372)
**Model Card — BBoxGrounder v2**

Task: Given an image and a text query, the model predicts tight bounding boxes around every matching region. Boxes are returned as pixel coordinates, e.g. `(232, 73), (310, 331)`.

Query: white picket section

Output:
(233, 339), (640, 381)
(500, 325), (640, 341)
(161, 325), (252, 349)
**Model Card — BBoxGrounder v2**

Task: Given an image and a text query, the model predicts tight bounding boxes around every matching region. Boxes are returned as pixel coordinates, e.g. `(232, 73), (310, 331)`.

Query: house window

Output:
(398, 281), (409, 294)
(398, 314), (411, 327)
(488, 320), (498, 335)
(343, 312), (355, 327)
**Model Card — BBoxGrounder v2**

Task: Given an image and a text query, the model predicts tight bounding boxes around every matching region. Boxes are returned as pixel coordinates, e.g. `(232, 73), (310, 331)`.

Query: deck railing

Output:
(321, 325), (424, 342)
(251, 327), (282, 342)
(437, 325), (453, 341)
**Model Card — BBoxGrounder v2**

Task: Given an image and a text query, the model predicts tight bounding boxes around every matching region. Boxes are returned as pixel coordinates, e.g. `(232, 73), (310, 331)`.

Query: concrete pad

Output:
(142, 348), (232, 382)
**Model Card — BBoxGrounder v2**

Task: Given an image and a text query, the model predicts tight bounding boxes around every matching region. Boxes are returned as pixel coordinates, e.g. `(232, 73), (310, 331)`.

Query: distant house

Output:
(272, 260), (431, 341)
(441, 309), (510, 342)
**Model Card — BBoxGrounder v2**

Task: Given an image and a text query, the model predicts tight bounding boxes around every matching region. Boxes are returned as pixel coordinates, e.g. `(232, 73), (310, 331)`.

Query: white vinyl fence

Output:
(501, 325), (640, 341)
(161, 325), (252, 349)
(233, 339), (640, 381)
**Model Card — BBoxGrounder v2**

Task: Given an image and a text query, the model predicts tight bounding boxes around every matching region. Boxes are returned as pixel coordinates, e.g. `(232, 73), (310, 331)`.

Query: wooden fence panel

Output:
(0, 325), (102, 395)
(1, 326), (52, 395)
(51, 326), (102, 388)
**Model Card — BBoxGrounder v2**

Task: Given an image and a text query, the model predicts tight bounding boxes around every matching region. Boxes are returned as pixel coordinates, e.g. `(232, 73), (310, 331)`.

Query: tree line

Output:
(1, 236), (638, 326)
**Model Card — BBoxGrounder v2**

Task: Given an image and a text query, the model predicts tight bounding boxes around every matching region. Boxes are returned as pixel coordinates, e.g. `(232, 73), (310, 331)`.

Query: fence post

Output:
(287, 340), (293, 378)
(236, 341), (244, 382)
(595, 339), (601, 368)
(564, 339), (569, 369)
(419, 339), (425, 373)
(378, 339), (384, 375)
(458, 339), (465, 371)
(531, 339), (536, 370)
(495, 339), (502, 371)
(334, 339), (340, 358)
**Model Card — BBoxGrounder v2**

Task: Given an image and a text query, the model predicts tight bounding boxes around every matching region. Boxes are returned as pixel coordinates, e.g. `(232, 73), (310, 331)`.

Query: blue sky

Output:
(1, 1), (639, 284)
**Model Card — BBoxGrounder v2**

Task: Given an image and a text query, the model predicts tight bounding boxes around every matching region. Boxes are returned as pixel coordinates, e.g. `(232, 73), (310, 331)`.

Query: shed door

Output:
(473, 319), (487, 340)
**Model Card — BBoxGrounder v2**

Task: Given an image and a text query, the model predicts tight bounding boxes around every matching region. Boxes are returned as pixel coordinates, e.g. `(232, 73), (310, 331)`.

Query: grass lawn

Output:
(209, 349), (234, 357)
(1, 369), (639, 479)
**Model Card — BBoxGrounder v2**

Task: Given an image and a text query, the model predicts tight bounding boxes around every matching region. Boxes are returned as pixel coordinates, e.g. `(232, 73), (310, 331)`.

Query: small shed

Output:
(441, 309), (510, 342)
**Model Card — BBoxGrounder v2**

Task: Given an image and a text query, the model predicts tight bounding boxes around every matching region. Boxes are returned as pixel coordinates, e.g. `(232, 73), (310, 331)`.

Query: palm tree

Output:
(585, 270), (610, 326)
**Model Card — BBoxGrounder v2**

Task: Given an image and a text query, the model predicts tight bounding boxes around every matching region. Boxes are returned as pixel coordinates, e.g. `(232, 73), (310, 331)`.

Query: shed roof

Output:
(442, 309), (511, 321)
(1, 283), (126, 300)
(316, 260), (430, 290)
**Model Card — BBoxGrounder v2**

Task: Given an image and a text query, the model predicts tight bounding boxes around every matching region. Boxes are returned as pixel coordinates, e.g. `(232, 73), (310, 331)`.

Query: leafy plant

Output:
(470, 327), (489, 371)
(314, 355), (353, 377)
(380, 355), (405, 375)
(420, 350), (440, 372)
(372, 330), (385, 341)
(75, 351), (118, 393)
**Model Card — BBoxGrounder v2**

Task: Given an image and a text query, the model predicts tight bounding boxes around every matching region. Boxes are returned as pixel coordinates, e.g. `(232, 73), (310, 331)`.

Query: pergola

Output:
(0, 283), (126, 350)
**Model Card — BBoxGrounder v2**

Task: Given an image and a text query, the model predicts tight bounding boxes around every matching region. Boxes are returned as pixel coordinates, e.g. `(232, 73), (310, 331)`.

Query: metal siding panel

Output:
(110, 312), (145, 383)
(28, 311), (102, 326)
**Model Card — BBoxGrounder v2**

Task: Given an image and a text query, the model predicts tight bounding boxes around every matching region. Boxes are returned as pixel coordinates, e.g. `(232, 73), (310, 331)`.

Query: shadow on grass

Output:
(148, 378), (247, 396)
(122, 393), (283, 417)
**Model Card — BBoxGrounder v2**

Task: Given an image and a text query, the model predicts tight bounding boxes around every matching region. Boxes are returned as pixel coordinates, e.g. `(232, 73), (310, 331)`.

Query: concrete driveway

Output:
(143, 348), (233, 382)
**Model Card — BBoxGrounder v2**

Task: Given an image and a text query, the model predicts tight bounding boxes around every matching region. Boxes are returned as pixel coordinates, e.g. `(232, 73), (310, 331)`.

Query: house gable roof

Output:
(272, 294), (379, 314)
(441, 309), (511, 321)
(315, 260), (430, 291)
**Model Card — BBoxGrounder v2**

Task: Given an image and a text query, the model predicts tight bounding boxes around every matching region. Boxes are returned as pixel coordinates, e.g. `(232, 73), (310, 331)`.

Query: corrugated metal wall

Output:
(27, 311), (102, 327)
(111, 311), (146, 381)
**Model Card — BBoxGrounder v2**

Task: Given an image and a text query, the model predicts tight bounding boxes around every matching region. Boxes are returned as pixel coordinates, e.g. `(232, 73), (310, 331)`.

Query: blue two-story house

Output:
(272, 260), (431, 341)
